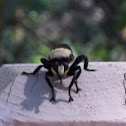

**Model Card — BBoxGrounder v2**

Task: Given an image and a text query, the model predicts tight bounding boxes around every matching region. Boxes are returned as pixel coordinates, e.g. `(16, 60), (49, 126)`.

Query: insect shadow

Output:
(20, 71), (68, 113)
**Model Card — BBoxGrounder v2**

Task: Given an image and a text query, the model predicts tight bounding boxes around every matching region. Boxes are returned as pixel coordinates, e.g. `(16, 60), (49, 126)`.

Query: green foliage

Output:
(0, 0), (126, 65)
(30, 45), (50, 63)
(116, 0), (126, 30)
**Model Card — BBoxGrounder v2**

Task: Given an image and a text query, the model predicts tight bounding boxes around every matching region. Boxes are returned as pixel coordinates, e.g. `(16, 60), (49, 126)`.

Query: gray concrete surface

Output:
(0, 62), (126, 126)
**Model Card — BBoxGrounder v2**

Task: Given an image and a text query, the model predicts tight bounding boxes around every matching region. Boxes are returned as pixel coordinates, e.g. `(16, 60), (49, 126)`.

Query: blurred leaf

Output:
(1, 0), (126, 65)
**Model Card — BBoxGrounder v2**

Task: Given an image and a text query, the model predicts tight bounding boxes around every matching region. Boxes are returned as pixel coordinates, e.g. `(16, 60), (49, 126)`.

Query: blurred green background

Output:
(0, 0), (126, 65)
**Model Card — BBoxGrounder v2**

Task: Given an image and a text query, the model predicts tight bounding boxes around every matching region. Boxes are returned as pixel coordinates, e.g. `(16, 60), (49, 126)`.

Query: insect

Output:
(22, 44), (95, 102)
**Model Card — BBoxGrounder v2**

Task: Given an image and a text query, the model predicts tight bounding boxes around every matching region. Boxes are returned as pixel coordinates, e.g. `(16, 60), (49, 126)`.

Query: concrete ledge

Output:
(0, 62), (126, 126)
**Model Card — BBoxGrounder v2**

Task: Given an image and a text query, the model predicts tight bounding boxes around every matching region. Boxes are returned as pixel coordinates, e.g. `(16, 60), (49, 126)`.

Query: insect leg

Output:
(68, 66), (81, 102)
(40, 58), (49, 69)
(71, 55), (96, 71)
(45, 71), (55, 102)
(22, 65), (44, 75)
(22, 58), (50, 75)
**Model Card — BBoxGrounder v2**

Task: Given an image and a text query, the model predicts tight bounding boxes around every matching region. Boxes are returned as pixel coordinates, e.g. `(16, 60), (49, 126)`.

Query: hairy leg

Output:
(71, 55), (96, 71)
(22, 65), (44, 75)
(22, 58), (50, 75)
(68, 66), (81, 102)
(67, 55), (96, 102)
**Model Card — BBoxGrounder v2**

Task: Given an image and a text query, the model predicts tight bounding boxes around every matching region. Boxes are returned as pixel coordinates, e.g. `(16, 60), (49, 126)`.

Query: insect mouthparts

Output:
(58, 65), (64, 76)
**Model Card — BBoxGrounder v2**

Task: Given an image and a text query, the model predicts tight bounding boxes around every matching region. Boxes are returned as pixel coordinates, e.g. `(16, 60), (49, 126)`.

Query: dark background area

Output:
(0, 0), (126, 65)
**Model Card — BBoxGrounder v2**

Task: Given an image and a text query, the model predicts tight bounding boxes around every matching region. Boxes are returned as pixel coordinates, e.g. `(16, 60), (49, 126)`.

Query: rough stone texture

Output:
(0, 62), (126, 126)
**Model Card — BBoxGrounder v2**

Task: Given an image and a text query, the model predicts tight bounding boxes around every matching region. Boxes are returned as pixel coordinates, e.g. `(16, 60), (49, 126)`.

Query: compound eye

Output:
(63, 62), (69, 71)
(63, 62), (68, 67)
(54, 61), (59, 66)
(53, 61), (59, 71)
